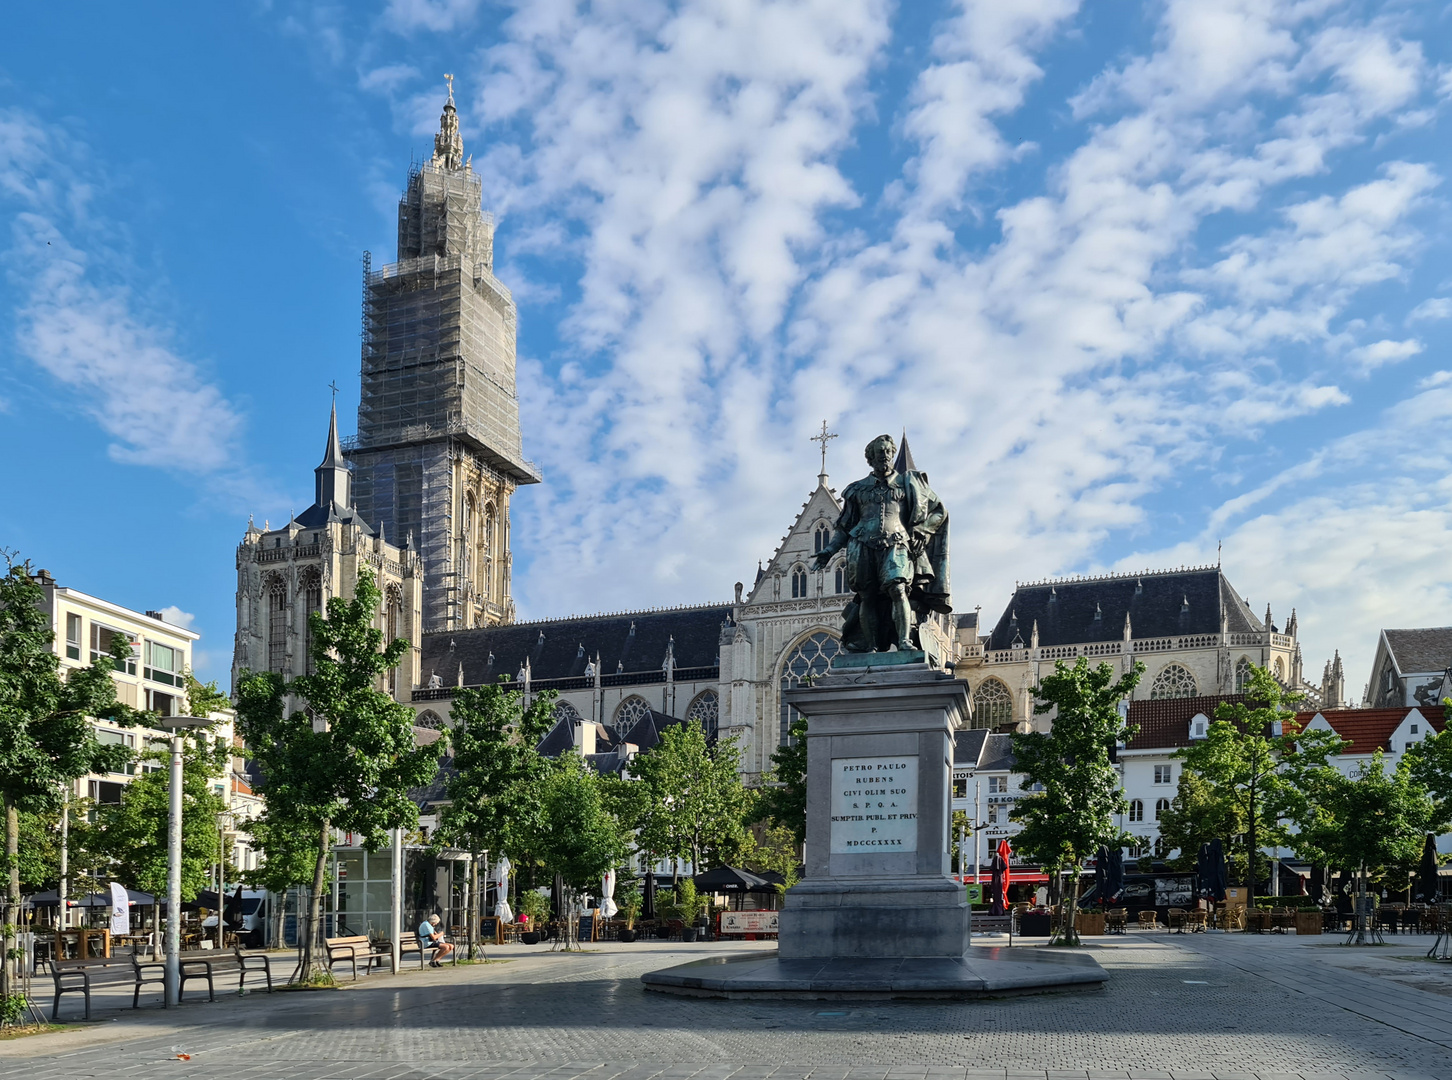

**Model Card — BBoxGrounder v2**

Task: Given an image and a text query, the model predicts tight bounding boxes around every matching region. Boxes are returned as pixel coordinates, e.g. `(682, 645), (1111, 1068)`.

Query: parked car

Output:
(201, 890), (268, 947)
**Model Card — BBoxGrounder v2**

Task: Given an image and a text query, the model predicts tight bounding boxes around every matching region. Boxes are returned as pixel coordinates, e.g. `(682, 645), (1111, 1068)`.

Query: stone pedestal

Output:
(641, 656), (1107, 1000)
(778, 658), (969, 960)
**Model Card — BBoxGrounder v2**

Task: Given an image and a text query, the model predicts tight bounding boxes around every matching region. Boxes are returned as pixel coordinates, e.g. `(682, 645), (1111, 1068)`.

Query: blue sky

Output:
(2, 1), (1450, 696)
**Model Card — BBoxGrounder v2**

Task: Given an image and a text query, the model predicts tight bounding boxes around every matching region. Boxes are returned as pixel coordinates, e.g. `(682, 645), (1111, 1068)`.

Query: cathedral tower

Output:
(347, 83), (539, 633)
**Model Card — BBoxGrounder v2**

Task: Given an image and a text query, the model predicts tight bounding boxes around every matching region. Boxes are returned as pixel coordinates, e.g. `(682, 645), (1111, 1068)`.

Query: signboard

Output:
(965, 883), (983, 904)
(1155, 876), (1195, 908)
(720, 910), (779, 935)
(830, 757), (918, 854)
(576, 912), (597, 942)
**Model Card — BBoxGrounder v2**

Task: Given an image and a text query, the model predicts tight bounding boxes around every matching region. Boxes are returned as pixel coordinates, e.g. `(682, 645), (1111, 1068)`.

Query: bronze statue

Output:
(814, 434), (950, 652)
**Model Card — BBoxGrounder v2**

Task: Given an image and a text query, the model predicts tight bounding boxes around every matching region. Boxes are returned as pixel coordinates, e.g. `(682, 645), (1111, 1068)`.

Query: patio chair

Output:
(1106, 909), (1128, 934)
(1166, 908), (1188, 933)
(1136, 910), (1158, 930)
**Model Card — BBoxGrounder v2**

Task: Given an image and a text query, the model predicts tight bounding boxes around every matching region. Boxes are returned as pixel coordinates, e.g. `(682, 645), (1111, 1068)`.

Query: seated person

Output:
(417, 914), (454, 966)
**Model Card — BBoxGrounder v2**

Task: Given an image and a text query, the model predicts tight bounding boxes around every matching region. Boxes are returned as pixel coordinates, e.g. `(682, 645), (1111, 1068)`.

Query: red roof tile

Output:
(1295, 707), (1445, 755)
(1125, 694), (1245, 750)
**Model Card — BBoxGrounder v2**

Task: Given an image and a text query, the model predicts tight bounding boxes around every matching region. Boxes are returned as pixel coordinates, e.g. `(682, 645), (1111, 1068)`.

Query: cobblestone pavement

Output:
(5, 933), (1452, 1080)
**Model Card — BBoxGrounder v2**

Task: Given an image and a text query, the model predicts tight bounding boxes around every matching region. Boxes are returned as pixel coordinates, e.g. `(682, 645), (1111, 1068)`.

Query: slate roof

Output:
(1298, 707), (1445, 755)
(294, 499), (379, 535)
(953, 729), (989, 767)
(1383, 628), (1452, 675)
(1124, 694), (1245, 751)
(420, 604), (732, 686)
(978, 733), (1017, 772)
(986, 568), (1263, 651)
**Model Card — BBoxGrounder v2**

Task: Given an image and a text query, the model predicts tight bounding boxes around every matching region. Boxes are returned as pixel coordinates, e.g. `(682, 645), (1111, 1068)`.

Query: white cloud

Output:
(157, 605), (197, 630)
(359, 63), (420, 93)
(0, 107), (252, 489)
(383, 0), (481, 34)
(1347, 337), (1422, 372)
(1408, 296), (1452, 322)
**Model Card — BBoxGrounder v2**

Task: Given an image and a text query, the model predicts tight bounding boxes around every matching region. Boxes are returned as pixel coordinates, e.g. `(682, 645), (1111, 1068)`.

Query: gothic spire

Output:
(432, 76), (466, 171)
(894, 430), (917, 475)
(314, 400), (351, 510)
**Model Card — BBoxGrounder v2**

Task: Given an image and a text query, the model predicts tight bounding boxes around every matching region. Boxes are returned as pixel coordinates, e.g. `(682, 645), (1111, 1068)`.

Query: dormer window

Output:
(1190, 713), (1208, 739)
(274, 538), (282, 548)
(1411, 724), (1419, 734)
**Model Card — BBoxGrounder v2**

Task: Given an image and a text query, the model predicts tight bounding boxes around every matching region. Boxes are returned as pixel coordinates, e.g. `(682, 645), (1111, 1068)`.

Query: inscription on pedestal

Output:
(829, 756), (918, 854)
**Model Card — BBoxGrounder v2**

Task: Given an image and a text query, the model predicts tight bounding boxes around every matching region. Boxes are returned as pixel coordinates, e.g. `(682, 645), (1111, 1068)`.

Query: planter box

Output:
(1295, 911), (1322, 936)
(1075, 912), (1106, 936)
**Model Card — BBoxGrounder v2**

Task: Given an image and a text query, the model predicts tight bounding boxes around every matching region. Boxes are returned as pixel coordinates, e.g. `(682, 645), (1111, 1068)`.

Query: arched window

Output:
(554, 700), (583, 725)
(416, 710), (444, 730)
(834, 565), (845, 594)
(791, 566), (808, 598)
(1273, 657), (1285, 681)
(1235, 657), (1253, 694)
(614, 695), (652, 736)
(301, 569), (322, 676)
(385, 585), (404, 695)
(972, 678), (1014, 729)
(1128, 799), (1144, 822)
(779, 631), (840, 745)
(481, 502), (495, 599)
(1155, 797), (1171, 821)
(814, 524), (831, 553)
(1150, 663), (1198, 700)
(461, 496), (475, 599)
(267, 577), (288, 674)
(686, 690), (719, 741)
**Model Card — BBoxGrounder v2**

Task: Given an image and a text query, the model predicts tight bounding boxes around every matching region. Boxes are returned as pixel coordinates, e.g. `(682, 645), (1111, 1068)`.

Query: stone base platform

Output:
(641, 946), (1107, 1000)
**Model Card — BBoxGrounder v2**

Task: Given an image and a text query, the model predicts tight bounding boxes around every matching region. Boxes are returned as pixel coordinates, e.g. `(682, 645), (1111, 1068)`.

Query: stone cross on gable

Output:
(810, 420), (837, 478)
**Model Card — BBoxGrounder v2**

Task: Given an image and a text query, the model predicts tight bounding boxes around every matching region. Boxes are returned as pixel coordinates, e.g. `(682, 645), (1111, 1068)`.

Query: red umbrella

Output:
(991, 839), (1012, 913)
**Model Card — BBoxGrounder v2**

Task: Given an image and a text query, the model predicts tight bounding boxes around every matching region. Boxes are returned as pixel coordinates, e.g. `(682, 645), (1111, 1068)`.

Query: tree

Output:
(92, 733), (230, 898)
(1296, 752), (1442, 939)
(756, 717), (807, 848)
(743, 823), (802, 897)
(436, 680), (557, 957)
(1010, 657), (1142, 945)
(629, 723), (755, 871)
(0, 556), (143, 1008)
(534, 753), (627, 949)
(1153, 770), (1244, 874)
(1181, 666), (1344, 906)
(233, 570), (442, 980)
(1407, 713), (1452, 823)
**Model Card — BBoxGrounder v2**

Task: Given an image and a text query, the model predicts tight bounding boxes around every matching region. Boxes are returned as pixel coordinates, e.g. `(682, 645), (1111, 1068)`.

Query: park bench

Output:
(972, 914), (1013, 936)
(324, 934), (394, 980)
(131, 946), (273, 1006)
(46, 956), (129, 1020)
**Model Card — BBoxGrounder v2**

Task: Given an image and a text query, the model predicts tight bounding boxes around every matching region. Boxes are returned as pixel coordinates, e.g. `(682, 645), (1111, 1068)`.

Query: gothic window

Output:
(972, 678), (1014, 729)
(385, 585), (404, 695)
(814, 524), (831, 553)
(614, 695), (652, 736)
(1149, 663), (1197, 700)
(834, 565), (845, 594)
(461, 496), (475, 601)
(790, 566), (808, 598)
(267, 577), (288, 674)
(1235, 657), (1252, 694)
(1128, 799), (1144, 822)
(779, 631), (840, 746)
(302, 570), (322, 675)
(480, 502), (495, 599)
(1273, 657), (1285, 681)
(1155, 797), (1171, 821)
(416, 710), (444, 731)
(686, 690), (719, 741)
(553, 700), (583, 725)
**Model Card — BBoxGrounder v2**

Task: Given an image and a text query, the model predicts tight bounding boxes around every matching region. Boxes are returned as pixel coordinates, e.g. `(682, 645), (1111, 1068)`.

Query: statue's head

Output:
(865, 434), (896, 475)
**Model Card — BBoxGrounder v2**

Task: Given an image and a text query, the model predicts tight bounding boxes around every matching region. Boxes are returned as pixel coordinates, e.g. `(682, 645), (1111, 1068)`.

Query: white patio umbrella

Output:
(599, 868), (619, 918)
(493, 856), (514, 923)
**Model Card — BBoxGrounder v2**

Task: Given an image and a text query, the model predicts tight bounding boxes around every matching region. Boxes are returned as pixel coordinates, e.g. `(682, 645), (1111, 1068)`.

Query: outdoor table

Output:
(1244, 910), (1270, 933)
(1166, 908), (1188, 933)
(56, 928), (110, 959)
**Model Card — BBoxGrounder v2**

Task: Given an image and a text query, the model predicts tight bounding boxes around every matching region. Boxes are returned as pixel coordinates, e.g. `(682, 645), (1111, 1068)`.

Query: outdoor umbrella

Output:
(550, 873), (564, 921)
(600, 869), (619, 918)
(1208, 838), (1228, 903)
(24, 890), (71, 907)
(1415, 834), (1440, 903)
(990, 839), (1012, 915)
(1106, 846), (1126, 904)
(76, 888), (155, 907)
(642, 871), (657, 920)
(1310, 865), (1326, 905)
(1094, 847), (1109, 904)
(1197, 843), (1212, 900)
(693, 866), (770, 894)
(493, 857), (514, 922)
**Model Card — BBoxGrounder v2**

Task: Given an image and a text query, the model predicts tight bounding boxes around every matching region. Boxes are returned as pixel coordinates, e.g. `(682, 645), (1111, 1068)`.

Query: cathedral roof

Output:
(1381, 627), (1452, 674)
(1124, 694), (1245, 750)
(421, 604), (732, 686)
(986, 567), (1262, 651)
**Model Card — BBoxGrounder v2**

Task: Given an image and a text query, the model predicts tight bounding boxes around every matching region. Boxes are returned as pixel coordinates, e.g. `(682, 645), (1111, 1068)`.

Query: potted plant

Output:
(616, 880), (642, 943)
(517, 890), (549, 945)
(675, 880), (705, 942)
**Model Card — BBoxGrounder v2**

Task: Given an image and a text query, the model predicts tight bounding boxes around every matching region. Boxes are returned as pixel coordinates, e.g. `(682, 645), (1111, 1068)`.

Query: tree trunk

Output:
(301, 818), (330, 980)
(1056, 865), (1082, 946)
(467, 854), (479, 960)
(2, 795), (18, 1004)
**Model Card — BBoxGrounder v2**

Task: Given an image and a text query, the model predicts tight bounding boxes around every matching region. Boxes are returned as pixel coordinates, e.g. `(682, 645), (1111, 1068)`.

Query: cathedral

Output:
(234, 89), (1334, 782)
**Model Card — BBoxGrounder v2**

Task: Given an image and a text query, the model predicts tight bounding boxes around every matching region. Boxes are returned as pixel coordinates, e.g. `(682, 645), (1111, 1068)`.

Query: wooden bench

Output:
(131, 949), (265, 1006)
(972, 914), (1013, 936)
(324, 934), (393, 980)
(46, 956), (127, 1020)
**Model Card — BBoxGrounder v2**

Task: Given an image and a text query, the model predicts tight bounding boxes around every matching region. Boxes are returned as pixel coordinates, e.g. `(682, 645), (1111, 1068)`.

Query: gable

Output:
(747, 481), (843, 604)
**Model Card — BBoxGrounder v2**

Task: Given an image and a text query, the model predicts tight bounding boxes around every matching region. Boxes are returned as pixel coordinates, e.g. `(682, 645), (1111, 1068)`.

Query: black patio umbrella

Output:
(550, 873), (564, 921)
(694, 866), (770, 894)
(642, 872), (657, 920)
(1106, 846), (1126, 904)
(1415, 834), (1440, 903)
(76, 888), (155, 907)
(1094, 847), (1109, 904)
(1196, 843), (1213, 900)
(1310, 865), (1326, 905)
(1207, 838), (1228, 903)
(25, 890), (68, 906)
(989, 852), (1008, 916)
(754, 870), (787, 893)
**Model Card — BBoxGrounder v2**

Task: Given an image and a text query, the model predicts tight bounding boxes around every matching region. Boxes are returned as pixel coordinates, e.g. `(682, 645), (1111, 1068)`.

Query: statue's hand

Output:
(813, 549), (833, 570)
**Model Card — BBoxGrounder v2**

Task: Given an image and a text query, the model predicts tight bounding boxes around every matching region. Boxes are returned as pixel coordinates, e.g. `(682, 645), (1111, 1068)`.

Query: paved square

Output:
(3, 933), (1452, 1080)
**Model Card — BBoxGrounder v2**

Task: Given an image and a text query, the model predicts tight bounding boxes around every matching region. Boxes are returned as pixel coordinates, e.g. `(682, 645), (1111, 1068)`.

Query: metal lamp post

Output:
(157, 716), (210, 1008)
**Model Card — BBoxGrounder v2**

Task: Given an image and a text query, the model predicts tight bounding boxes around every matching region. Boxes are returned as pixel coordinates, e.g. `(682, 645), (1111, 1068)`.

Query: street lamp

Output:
(157, 716), (210, 1008)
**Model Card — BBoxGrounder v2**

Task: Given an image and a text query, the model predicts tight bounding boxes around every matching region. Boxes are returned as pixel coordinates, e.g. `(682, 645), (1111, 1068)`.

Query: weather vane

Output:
(444, 73), (455, 104)
(810, 420), (838, 476)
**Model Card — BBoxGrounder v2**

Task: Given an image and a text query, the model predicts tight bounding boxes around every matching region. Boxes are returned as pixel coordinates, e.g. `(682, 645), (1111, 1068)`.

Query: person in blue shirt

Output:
(417, 914), (454, 966)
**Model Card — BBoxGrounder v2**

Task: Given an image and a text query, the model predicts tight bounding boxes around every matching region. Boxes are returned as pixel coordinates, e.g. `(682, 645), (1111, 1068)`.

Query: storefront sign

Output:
(720, 910), (779, 934)
(830, 756), (918, 854)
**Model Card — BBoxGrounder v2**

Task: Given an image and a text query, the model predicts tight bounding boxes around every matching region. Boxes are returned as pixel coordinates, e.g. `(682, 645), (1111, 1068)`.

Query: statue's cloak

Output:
(835, 468), (951, 616)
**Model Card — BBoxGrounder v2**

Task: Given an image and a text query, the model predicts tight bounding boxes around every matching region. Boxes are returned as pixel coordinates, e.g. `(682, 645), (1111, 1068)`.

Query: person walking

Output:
(418, 914), (454, 966)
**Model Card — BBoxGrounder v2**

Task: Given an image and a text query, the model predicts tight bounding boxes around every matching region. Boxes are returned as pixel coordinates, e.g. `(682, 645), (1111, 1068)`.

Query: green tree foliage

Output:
(1010, 657), (1142, 945)
(436, 681), (557, 865)
(744, 823), (802, 896)
(629, 722), (755, 871)
(93, 733), (230, 898)
(239, 809), (319, 896)
(233, 570), (442, 978)
(536, 754), (626, 895)
(1153, 770), (1244, 873)
(1176, 666), (1343, 904)
(1406, 713), (1452, 822)
(756, 717), (807, 847)
(182, 671), (232, 718)
(0, 556), (144, 1006)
